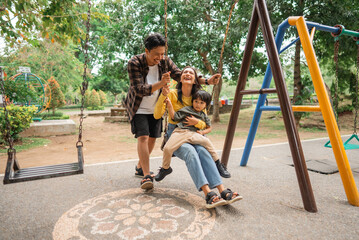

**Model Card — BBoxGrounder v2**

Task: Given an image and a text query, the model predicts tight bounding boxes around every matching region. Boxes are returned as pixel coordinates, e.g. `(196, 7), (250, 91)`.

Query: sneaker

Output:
(155, 167), (173, 182)
(215, 160), (231, 178)
(135, 166), (154, 178)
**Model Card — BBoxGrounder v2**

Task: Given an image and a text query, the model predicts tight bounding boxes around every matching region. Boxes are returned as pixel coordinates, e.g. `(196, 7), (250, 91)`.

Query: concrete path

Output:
(0, 137), (358, 240)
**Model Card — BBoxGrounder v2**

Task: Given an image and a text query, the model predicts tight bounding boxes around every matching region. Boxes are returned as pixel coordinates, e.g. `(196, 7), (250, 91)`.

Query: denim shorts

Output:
(131, 114), (162, 138)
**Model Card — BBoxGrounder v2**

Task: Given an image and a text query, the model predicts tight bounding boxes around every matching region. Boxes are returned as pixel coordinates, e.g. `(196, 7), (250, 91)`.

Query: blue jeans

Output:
(167, 124), (222, 191)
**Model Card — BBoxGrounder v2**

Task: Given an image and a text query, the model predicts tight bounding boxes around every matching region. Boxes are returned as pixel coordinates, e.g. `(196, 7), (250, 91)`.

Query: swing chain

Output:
(333, 39), (340, 124)
(208, 0), (238, 113)
(77, 0), (91, 147)
(162, 0), (168, 137)
(0, 67), (15, 154)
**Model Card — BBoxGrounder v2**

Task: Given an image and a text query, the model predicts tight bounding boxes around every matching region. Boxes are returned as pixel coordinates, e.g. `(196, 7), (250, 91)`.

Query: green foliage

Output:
(0, 137), (51, 153)
(46, 76), (66, 113)
(1, 41), (84, 92)
(3, 80), (38, 103)
(34, 111), (70, 120)
(0, 105), (37, 143)
(87, 89), (101, 108)
(0, 0), (107, 46)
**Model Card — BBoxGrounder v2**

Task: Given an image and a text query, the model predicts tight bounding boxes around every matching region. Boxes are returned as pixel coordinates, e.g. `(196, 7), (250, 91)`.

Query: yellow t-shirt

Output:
(154, 89), (206, 129)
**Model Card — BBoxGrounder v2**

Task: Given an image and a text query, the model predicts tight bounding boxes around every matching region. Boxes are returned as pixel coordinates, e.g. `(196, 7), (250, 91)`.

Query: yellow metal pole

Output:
(292, 106), (321, 112)
(288, 16), (359, 206)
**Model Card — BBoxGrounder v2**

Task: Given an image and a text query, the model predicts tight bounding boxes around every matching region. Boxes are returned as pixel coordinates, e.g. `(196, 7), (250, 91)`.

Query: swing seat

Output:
(324, 134), (359, 150)
(3, 146), (84, 184)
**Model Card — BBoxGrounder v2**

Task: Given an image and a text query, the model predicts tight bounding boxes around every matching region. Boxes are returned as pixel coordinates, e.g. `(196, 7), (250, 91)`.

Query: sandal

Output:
(141, 175), (154, 190)
(220, 188), (243, 204)
(205, 191), (227, 209)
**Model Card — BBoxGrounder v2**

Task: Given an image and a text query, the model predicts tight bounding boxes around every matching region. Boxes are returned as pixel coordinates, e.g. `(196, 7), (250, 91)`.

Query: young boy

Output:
(155, 90), (227, 181)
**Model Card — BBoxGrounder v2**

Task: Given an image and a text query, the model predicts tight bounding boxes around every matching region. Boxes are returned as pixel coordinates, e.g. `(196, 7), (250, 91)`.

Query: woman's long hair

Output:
(176, 66), (202, 105)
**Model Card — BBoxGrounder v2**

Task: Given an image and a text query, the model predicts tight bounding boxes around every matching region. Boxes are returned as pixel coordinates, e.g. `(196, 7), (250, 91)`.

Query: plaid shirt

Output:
(124, 53), (181, 122)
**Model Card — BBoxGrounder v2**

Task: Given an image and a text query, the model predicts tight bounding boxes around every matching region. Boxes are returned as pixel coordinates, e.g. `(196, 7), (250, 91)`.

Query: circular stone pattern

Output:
(53, 188), (215, 240)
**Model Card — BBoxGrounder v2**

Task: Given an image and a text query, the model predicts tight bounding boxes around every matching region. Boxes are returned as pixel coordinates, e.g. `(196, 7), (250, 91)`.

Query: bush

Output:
(87, 89), (101, 109)
(46, 76), (66, 114)
(3, 80), (38, 104)
(98, 90), (108, 106)
(0, 105), (37, 143)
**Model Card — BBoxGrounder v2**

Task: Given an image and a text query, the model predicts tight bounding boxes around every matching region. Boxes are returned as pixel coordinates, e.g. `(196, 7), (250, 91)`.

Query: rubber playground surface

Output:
(0, 137), (358, 240)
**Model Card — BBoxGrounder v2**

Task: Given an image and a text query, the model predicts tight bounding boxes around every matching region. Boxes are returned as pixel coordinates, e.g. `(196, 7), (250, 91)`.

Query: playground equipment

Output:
(324, 35), (359, 150)
(9, 71), (50, 113)
(1, 0), (91, 184)
(221, 0), (359, 212)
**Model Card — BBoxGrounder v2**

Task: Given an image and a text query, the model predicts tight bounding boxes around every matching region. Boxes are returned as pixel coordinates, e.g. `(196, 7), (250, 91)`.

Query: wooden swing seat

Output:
(3, 146), (84, 184)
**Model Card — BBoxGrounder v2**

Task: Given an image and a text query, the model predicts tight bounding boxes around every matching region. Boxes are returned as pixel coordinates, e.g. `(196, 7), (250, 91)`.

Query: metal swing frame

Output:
(1, 0), (91, 184)
(325, 34), (359, 150)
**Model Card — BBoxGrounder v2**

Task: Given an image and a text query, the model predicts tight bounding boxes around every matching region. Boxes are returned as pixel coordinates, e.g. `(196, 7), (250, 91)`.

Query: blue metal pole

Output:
(240, 19), (290, 166)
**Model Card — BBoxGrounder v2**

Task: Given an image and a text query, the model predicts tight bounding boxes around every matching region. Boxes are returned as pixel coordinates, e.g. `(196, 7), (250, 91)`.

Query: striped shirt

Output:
(124, 53), (181, 122)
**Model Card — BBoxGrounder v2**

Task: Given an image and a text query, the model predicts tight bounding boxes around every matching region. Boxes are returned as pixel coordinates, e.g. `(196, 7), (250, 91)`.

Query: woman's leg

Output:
(193, 145), (222, 189)
(173, 143), (209, 191)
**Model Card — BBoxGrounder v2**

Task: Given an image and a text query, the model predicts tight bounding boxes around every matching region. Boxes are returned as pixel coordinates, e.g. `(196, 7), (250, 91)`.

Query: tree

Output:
(1, 40), (84, 94)
(0, 0), (91, 46)
(268, 0), (358, 127)
(92, 60), (129, 103)
(91, 0), (267, 122)
(46, 76), (66, 114)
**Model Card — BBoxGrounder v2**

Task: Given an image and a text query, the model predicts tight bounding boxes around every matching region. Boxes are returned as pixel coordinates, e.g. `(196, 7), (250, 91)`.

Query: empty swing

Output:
(325, 35), (359, 149)
(1, 0), (91, 184)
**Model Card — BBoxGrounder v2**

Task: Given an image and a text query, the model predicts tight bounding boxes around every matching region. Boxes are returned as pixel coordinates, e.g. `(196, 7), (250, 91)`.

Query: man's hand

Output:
(161, 71), (171, 86)
(207, 73), (221, 85)
(184, 115), (199, 126)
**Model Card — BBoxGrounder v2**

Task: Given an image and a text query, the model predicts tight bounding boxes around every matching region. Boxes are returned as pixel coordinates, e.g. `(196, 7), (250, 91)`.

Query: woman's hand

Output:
(208, 73), (221, 85)
(162, 84), (170, 96)
(165, 98), (172, 108)
(184, 115), (199, 126)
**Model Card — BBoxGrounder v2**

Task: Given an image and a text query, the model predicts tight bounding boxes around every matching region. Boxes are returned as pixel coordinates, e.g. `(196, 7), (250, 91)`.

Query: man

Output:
(124, 33), (229, 190)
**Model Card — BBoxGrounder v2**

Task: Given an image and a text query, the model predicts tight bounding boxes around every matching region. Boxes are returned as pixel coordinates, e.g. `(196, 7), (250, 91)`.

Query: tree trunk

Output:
(212, 64), (223, 123)
(198, 49), (221, 122)
(293, 37), (302, 129)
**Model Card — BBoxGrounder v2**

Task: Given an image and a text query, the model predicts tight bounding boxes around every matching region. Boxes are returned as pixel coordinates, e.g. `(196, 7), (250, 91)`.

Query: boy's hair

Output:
(192, 90), (212, 108)
(144, 33), (166, 51)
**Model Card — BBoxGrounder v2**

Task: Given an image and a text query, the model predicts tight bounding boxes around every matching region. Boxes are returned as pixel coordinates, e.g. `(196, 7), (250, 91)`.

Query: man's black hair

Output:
(144, 33), (166, 51)
(192, 90), (212, 108)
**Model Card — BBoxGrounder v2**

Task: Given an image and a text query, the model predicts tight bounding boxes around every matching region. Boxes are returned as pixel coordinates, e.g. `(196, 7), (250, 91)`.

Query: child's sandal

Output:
(221, 188), (243, 204)
(205, 191), (227, 208)
(141, 175), (154, 190)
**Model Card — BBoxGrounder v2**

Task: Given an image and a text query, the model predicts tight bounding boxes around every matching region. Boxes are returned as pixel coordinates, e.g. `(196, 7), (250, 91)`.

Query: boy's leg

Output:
(156, 130), (191, 181)
(162, 130), (191, 169)
(189, 133), (219, 161)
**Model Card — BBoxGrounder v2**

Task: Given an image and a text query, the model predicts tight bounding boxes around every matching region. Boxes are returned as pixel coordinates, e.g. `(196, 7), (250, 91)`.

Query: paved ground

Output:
(0, 137), (358, 240)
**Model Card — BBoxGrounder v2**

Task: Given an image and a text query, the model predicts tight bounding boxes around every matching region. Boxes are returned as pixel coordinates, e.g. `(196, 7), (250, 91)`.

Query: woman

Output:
(153, 66), (242, 208)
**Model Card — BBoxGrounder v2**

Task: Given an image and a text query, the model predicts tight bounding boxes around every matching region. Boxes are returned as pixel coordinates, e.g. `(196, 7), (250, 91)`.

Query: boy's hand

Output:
(196, 130), (205, 135)
(184, 115), (199, 126)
